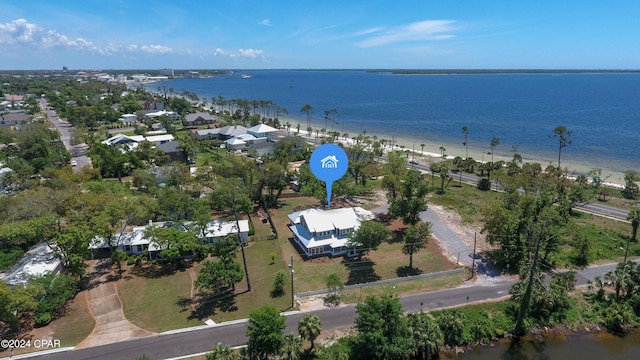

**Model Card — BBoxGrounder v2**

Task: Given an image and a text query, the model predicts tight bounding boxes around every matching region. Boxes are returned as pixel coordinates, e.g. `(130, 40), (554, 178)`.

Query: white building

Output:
(288, 207), (375, 258)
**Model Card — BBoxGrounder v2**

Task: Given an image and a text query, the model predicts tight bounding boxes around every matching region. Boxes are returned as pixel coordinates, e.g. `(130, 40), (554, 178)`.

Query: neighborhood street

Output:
(16, 260), (638, 360)
(39, 99), (92, 172)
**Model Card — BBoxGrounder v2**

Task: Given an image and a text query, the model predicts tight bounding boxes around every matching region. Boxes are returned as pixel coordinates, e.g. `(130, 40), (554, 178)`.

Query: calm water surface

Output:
(147, 71), (640, 173)
(444, 331), (640, 360)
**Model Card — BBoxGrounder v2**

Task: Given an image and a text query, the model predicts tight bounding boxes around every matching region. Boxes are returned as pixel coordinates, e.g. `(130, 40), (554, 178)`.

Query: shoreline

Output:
(286, 119), (628, 187)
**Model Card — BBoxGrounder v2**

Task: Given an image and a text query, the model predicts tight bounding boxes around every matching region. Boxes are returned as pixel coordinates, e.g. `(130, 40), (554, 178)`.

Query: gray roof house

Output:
(183, 112), (217, 127)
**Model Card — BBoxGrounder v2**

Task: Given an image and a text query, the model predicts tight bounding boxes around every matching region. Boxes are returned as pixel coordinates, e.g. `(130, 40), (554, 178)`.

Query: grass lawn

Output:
(428, 181), (502, 224)
(51, 291), (95, 346)
(118, 265), (202, 332)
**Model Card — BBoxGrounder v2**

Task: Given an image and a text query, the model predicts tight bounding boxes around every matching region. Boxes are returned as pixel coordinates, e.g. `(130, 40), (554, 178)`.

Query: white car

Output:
(70, 160), (78, 166)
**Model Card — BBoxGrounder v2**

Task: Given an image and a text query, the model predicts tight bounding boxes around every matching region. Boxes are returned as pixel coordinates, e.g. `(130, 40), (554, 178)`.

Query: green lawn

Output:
(52, 291), (96, 346)
(118, 266), (202, 332)
(428, 181), (502, 224)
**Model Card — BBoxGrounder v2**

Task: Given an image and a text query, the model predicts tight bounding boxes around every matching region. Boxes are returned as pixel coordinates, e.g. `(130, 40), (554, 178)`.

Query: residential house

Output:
(144, 110), (179, 120)
(0, 113), (30, 128)
(118, 114), (138, 124)
(139, 101), (165, 111)
(288, 207), (375, 258)
(225, 137), (246, 151)
(145, 134), (175, 146)
(217, 125), (248, 140)
(193, 128), (220, 140)
(247, 124), (279, 141)
(247, 142), (277, 158)
(183, 112), (217, 127)
(156, 141), (184, 162)
(88, 219), (249, 257)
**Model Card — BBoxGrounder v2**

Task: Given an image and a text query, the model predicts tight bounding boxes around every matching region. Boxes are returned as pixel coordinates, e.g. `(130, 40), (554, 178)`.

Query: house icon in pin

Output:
(320, 155), (339, 169)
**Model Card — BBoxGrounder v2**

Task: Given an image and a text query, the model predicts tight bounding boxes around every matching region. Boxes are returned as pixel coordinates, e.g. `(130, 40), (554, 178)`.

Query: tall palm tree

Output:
(300, 104), (313, 133)
(298, 314), (322, 350)
(420, 143), (425, 154)
(280, 333), (302, 360)
(627, 209), (640, 243)
(462, 126), (469, 159)
(206, 343), (238, 360)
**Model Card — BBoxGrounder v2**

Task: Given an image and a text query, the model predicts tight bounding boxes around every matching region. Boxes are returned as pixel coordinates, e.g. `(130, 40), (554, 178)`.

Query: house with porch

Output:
(88, 219), (250, 257)
(288, 207), (375, 258)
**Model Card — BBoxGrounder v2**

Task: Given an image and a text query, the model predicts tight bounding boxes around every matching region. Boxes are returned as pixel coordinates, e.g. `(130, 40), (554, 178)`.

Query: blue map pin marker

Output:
(310, 144), (349, 208)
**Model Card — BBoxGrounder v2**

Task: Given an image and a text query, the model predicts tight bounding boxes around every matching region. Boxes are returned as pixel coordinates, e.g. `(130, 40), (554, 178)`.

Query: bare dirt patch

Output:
(429, 204), (495, 253)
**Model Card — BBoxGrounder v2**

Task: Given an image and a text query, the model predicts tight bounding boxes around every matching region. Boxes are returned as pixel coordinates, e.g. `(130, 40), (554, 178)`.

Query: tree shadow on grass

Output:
(343, 258), (380, 285)
(396, 265), (423, 277)
(188, 291), (238, 321)
(129, 262), (184, 279)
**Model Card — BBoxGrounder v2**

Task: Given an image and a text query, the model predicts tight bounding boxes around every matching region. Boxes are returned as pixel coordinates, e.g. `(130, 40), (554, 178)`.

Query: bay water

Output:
(147, 71), (640, 180)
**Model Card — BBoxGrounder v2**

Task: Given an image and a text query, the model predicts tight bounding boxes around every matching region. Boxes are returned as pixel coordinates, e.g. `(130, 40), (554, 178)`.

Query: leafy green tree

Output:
(551, 125), (572, 169)
(381, 150), (408, 199)
(246, 305), (286, 360)
(280, 333), (302, 360)
(407, 313), (444, 360)
(145, 226), (199, 261)
(0, 281), (42, 331)
(325, 273), (344, 295)
(389, 169), (429, 225)
(622, 170), (640, 200)
(347, 220), (391, 260)
(402, 222), (432, 270)
(429, 162), (452, 194)
(354, 295), (413, 360)
(47, 225), (93, 278)
(195, 255), (244, 294)
(271, 269), (287, 297)
(298, 313), (322, 350)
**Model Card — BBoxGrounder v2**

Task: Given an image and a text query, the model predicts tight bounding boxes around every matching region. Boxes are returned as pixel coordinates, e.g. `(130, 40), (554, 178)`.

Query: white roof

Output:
(145, 134), (175, 143)
(247, 124), (278, 134)
(225, 138), (246, 145)
(235, 134), (258, 141)
(201, 219), (249, 239)
(102, 133), (145, 145)
(287, 207), (375, 249)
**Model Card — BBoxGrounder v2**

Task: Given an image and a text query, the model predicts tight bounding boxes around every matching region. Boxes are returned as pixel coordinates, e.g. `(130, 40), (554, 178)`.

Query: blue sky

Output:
(1, 0), (639, 70)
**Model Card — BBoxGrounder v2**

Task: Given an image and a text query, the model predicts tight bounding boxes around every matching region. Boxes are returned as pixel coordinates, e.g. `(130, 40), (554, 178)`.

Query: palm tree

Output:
(420, 143), (425, 154)
(439, 146), (446, 158)
(408, 313), (443, 360)
(298, 314), (322, 350)
(462, 126), (469, 159)
(280, 333), (302, 360)
(300, 104), (313, 132)
(206, 343), (238, 360)
(627, 209), (640, 243)
(551, 125), (572, 169)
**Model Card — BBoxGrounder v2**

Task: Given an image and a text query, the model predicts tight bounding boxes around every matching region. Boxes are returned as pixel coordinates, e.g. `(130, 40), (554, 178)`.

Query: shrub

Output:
(477, 178), (491, 191)
(34, 312), (52, 327)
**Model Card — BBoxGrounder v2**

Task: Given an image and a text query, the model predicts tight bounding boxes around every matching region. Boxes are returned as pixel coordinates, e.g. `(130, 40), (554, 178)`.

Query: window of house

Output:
(317, 230), (332, 237)
(309, 247), (323, 255)
(339, 228), (353, 236)
(124, 245), (132, 252)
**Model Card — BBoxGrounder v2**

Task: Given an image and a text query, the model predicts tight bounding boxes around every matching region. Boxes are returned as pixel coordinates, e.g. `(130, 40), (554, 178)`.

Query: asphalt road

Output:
(19, 260), (640, 360)
(39, 99), (92, 173)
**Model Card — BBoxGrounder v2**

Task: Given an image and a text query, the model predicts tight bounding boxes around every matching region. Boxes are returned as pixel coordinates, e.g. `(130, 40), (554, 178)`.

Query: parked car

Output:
(408, 160), (419, 165)
(71, 160), (77, 166)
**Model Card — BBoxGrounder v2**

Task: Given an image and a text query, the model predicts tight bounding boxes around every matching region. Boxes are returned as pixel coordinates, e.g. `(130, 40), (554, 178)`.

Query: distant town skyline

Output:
(1, 0), (639, 70)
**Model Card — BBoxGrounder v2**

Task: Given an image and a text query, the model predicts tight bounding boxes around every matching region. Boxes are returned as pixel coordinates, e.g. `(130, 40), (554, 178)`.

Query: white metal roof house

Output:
(247, 124), (278, 141)
(89, 219), (250, 257)
(288, 207), (375, 258)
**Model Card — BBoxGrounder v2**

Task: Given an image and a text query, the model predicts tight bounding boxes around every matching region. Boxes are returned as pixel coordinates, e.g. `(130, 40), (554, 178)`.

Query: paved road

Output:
(18, 260), (639, 360)
(39, 99), (92, 173)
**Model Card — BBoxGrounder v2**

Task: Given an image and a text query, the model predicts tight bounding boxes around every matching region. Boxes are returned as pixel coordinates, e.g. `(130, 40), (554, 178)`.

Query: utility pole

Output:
(232, 195), (251, 292)
(289, 255), (295, 308)
(471, 232), (477, 278)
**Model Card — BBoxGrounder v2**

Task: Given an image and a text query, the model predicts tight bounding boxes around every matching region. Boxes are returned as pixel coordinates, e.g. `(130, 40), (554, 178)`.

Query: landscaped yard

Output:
(118, 265), (202, 332)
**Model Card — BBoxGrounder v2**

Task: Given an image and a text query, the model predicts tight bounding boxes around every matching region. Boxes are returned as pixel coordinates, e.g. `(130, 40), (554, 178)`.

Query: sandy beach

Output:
(288, 119), (627, 187)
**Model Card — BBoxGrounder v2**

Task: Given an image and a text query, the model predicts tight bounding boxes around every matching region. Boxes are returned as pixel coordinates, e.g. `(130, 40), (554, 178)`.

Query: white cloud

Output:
(0, 18), (93, 49)
(139, 45), (173, 54)
(358, 20), (457, 48)
(214, 48), (265, 59)
(0, 18), (173, 56)
(259, 19), (272, 26)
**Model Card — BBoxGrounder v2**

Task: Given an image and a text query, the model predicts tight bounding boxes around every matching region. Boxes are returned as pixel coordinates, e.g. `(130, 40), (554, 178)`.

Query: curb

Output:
(0, 347), (74, 360)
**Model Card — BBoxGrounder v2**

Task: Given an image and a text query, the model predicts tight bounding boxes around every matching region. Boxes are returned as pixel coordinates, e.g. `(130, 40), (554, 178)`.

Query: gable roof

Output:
(218, 125), (248, 136)
(185, 112), (216, 122)
(288, 207), (374, 233)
